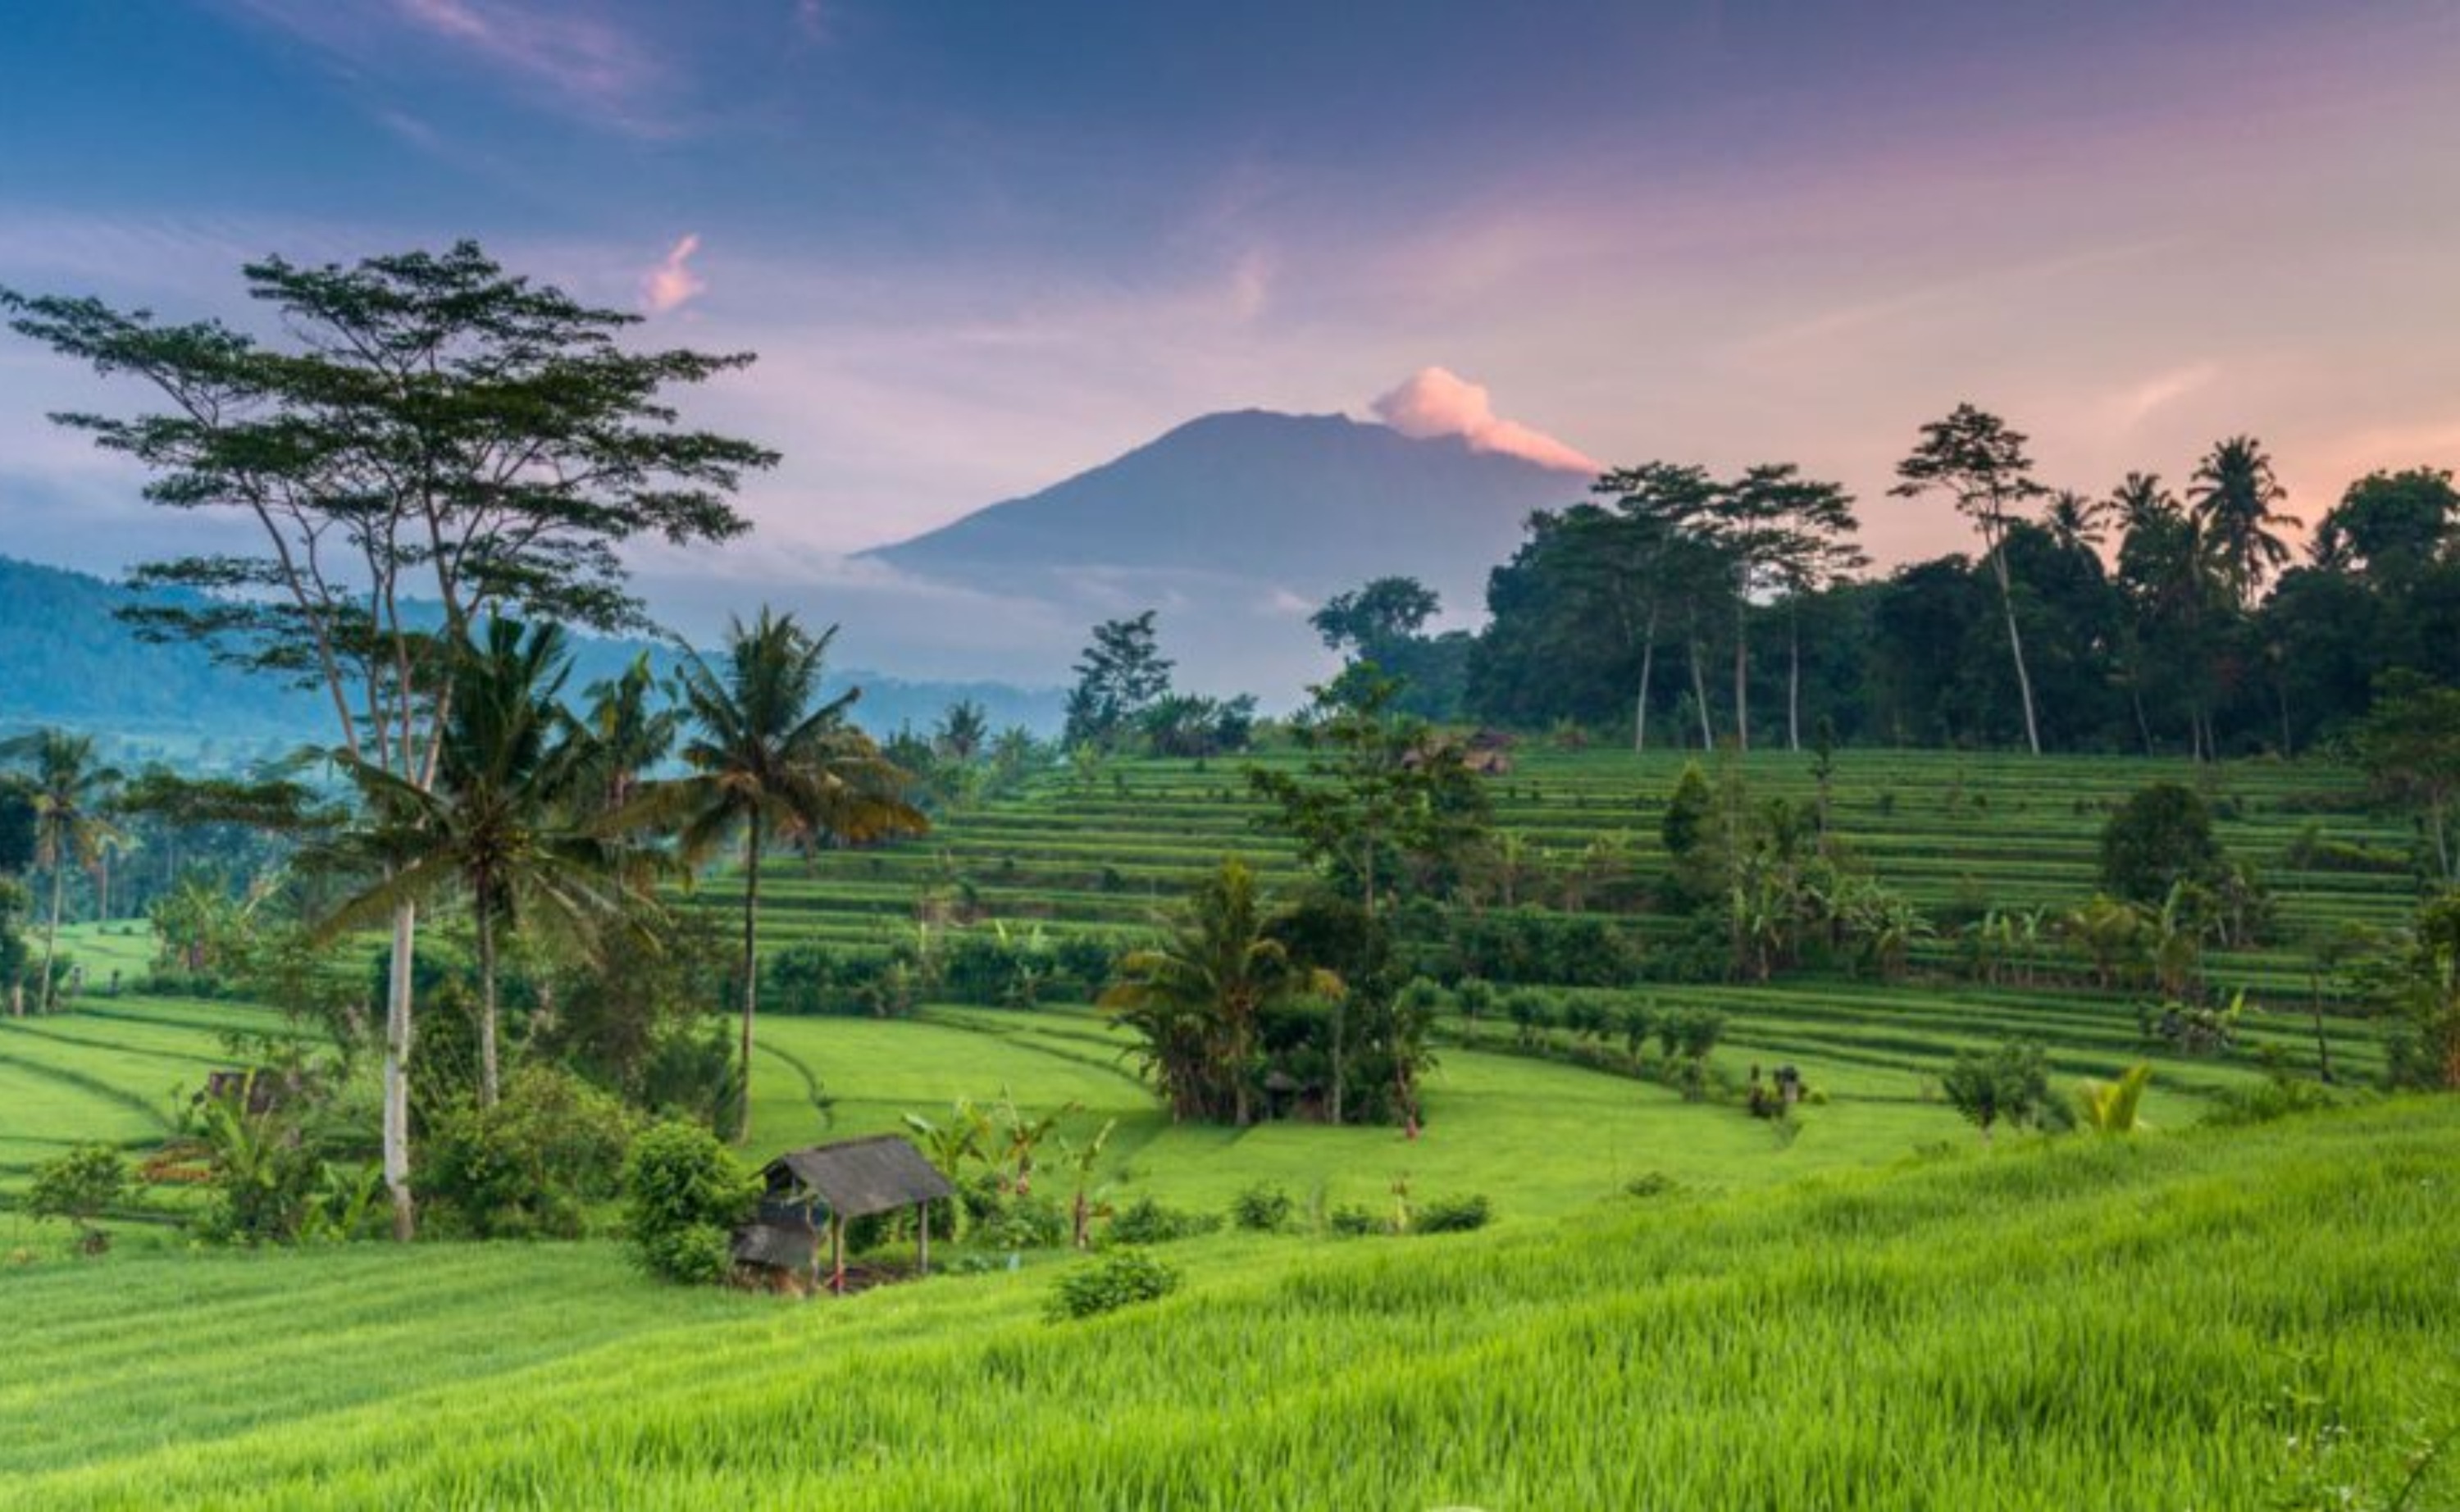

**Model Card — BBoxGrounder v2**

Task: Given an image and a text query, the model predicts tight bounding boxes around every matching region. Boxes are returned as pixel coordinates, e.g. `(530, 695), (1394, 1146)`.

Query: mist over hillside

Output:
(0, 556), (1063, 745)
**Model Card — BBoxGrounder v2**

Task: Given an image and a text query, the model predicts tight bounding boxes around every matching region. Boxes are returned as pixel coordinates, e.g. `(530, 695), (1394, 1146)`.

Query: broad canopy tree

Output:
(4, 242), (776, 1236)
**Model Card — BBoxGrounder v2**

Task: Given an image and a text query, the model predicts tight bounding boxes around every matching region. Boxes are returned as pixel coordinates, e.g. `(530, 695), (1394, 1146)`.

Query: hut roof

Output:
(763, 1135), (954, 1219)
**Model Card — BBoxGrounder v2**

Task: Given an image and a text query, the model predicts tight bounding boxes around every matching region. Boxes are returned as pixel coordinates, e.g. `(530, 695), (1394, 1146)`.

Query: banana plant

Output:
(2075, 1062), (2154, 1134)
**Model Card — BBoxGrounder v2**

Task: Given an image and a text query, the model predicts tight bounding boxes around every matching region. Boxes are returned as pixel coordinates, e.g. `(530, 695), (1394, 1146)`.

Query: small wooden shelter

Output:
(732, 1134), (955, 1294)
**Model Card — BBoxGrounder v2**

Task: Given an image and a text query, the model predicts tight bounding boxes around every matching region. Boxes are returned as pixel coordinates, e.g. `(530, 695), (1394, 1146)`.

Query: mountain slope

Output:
(867, 408), (1583, 598)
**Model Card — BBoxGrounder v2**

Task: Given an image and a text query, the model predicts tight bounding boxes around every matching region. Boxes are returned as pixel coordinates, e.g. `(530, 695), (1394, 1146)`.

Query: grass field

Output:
(0, 749), (2447, 1507)
(3, 1100), (2453, 1509)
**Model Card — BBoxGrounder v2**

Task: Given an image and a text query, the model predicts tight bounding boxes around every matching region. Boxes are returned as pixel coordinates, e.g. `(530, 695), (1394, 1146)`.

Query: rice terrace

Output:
(3, 5), (2460, 1510)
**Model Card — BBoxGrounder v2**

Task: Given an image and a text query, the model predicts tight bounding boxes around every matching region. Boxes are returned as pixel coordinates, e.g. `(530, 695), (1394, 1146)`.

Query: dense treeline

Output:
(1371, 413), (2459, 755)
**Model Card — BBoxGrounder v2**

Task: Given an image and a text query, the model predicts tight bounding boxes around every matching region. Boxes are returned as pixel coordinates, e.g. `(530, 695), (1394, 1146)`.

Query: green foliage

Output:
(1105, 1195), (1221, 1246)
(1228, 1182), (1295, 1232)
(1413, 1193), (1492, 1233)
(1941, 1040), (2055, 1139)
(2075, 1063), (2154, 1134)
(622, 1122), (759, 1286)
(419, 1066), (640, 1239)
(2101, 782), (2229, 905)
(1046, 1246), (1182, 1322)
(188, 1082), (358, 1248)
(25, 1144), (130, 1253)
(1064, 612), (1175, 752)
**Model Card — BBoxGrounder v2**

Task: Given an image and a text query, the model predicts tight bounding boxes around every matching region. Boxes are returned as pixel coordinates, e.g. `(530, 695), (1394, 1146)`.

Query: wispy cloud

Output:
(2112, 362), (2219, 427)
(1370, 367), (1597, 473)
(640, 234), (707, 315)
(224, 0), (681, 134)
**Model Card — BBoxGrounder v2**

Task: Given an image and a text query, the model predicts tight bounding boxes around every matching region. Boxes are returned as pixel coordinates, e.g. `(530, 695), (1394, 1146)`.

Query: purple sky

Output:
(3, 1), (2458, 672)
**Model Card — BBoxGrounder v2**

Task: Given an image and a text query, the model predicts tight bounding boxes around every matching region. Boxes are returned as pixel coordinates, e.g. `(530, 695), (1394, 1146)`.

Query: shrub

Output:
(1325, 1203), (1383, 1237)
(27, 1144), (130, 1255)
(622, 1121), (759, 1285)
(964, 1173), (1068, 1250)
(1046, 1247), (1181, 1322)
(1229, 1182), (1295, 1232)
(420, 1066), (640, 1239)
(1940, 1040), (2053, 1139)
(1414, 1194), (1492, 1233)
(2101, 782), (2229, 906)
(1105, 1195), (1221, 1245)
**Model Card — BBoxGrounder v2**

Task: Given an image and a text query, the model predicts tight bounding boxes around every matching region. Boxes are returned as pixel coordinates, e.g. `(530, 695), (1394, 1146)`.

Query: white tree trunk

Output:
(1986, 535), (2043, 754)
(385, 900), (417, 1241)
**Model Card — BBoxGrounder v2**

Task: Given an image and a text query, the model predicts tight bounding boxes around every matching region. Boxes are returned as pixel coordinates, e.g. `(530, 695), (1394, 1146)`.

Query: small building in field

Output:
(732, 1134), (955, 1293)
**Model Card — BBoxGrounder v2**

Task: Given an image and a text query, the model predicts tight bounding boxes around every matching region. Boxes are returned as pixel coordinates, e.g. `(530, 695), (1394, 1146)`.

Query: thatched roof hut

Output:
(733, 1135), (954, 1291)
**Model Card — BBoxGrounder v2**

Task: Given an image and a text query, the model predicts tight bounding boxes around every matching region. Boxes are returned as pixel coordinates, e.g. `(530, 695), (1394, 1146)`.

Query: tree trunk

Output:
(1688, 640), (1713, 749)
(737, 816), (763, 1142)
(1633, 627), (1656, 755)
(1986, 537), (2043, 754)
(1787, 609), (1802, 753)
(385, 900), (418, 1242)
(40, 862), (66, 1013)
(475, 902), (501, 1109)
(1732, 589), (1751, 754)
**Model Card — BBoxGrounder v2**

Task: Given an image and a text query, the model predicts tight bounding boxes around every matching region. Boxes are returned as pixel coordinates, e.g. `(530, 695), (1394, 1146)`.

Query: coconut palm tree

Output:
(2189, 435), (2294, 608)
(319, 622), (636, 1107)
(2043, 490), (2111, 559)
(636, 608), (927, 1139)
(577, 652), (681, 819)
(0, 731), (124, 1013)
(1100, 857), (1341, 1127)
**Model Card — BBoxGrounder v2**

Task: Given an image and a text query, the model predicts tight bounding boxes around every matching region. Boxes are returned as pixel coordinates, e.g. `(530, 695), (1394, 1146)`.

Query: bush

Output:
(420, 1066), (640, 1239)
(1414, 1193), (1492, 1233)
(1046, 1247), (1181, 1321)
(1940, 1040), (2053, 1139)
(1229, 1182), (1295, 1232)
(2101, 782), (2229, 905)
(622, 1121), (759, 1284)
(1105, 1195), (1221, 1246)
(27, 1144), (130, 1255)
(1325, 1203), (1383, 1237)
(963, 1173), (1068, 1250)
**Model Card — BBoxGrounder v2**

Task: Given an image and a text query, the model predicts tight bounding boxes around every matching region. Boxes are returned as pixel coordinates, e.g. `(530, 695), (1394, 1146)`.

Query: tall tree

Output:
(1743, 467), (1864, 751)
(1063, 611), (1175, 751)
(318, 622), (634, 1107)
(4, 243), (773, 1237)
(0, 731), (122, 1013)
(1892, 404), (2049, 754)
(576, 654), (681, 822)
(639, 609), (927, 1139)
(2189, 435), (2294, 609)
(2310, 467), (2458, 583)
(1310, 577), (1441, 657)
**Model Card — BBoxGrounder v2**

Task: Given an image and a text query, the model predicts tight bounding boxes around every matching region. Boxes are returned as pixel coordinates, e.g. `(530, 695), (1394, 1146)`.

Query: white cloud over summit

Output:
(1369, 367), (1597, 473)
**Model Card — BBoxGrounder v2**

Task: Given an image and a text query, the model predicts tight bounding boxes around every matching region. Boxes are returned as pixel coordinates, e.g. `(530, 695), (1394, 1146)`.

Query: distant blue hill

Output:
(0, 554), (1061, 744)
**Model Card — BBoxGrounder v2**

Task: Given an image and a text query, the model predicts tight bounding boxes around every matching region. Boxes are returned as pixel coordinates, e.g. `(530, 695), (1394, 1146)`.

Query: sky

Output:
(2, 0), (2458, 679)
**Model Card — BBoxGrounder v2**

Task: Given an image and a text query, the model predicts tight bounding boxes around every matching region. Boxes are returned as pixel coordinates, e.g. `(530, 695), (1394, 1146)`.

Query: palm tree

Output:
(2043, 490), (2110, 559)
(577, 652), (681, 818)
(637, 608), (927, 1139)
(2189, 435), (2294, 608)
(1101, 857), (1341, 1127)
(320, 622), (635, 1106)
(1, 731), (123, 1013)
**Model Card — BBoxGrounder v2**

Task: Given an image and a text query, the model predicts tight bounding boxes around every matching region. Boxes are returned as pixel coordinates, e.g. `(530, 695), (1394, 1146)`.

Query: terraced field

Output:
(686, 749), (2421, 985)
